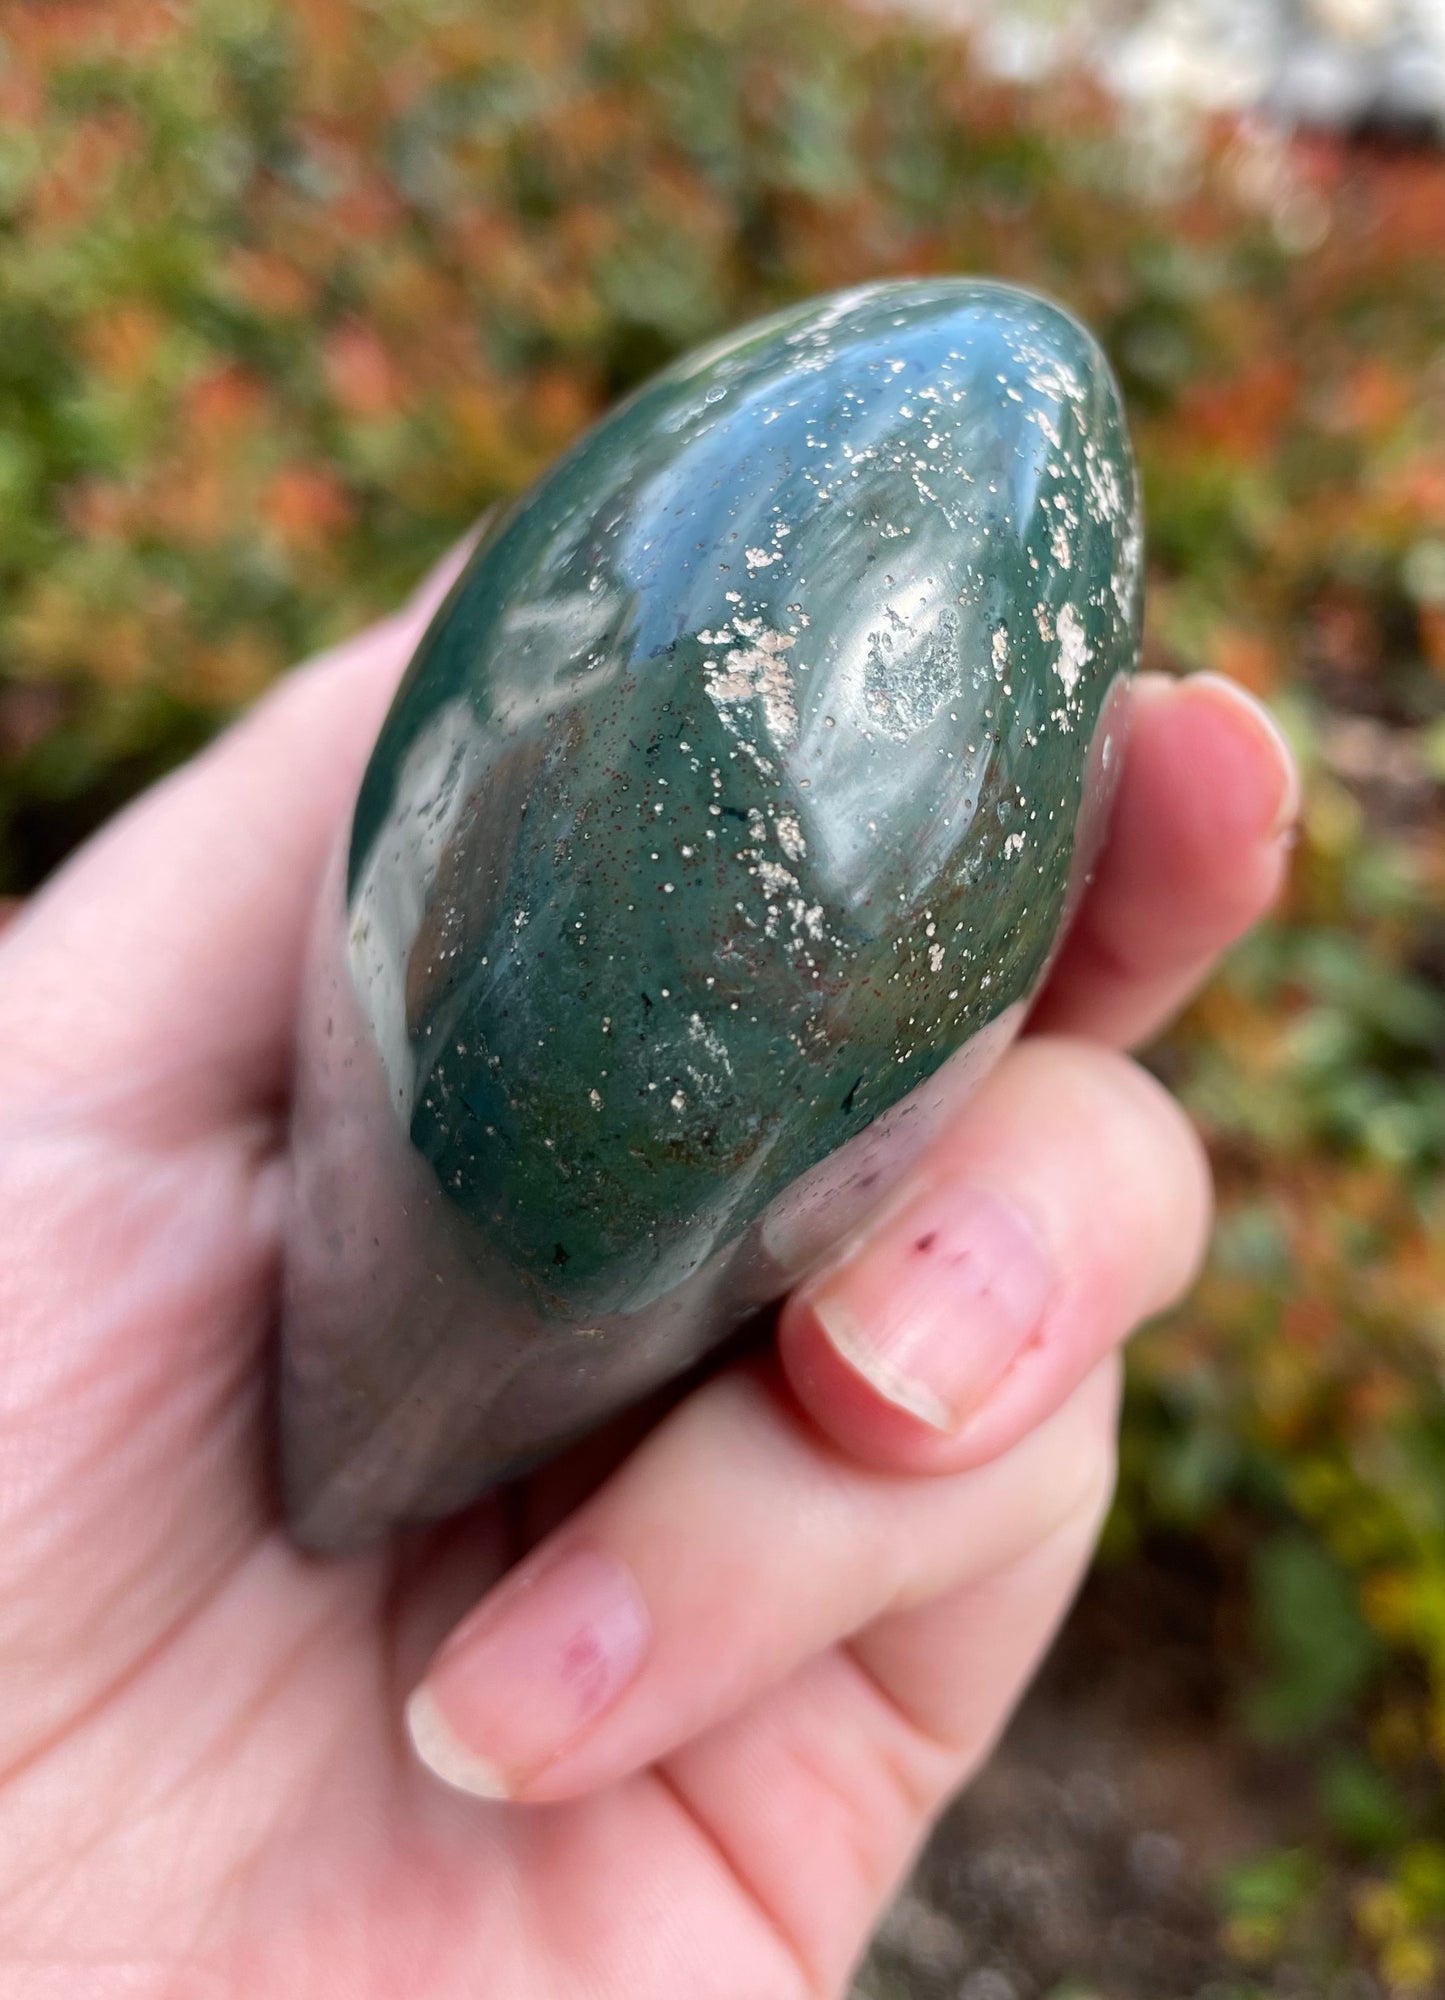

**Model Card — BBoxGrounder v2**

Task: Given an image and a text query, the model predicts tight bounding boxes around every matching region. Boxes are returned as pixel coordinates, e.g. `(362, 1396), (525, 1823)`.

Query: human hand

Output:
(0, 552), (1295, 2000)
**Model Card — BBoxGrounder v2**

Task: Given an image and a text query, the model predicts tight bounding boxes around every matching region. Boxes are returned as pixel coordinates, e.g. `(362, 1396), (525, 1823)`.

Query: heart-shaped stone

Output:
(281, 277), (1142, 1550)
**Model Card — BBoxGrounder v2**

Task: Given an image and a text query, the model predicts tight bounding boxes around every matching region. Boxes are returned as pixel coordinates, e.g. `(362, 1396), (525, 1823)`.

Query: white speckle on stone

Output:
(756, 858), (797, 898)
(1113, 508), (1144, 619)
(1055, 601), (1093, 696)
(687, 1011), (734, 1078)
(704, 628), (799, 744)
(1087, 441), (1125, 522)
(775, 810), (807, 862)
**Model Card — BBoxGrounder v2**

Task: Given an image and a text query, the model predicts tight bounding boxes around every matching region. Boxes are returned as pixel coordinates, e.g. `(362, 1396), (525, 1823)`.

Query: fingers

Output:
(403, 1037), (1197, 1806)
(777, 1035), (1210, 1476)
(659, 1395), (1114, 1996)
(403, 1343), (1120, 1808)
(0, 539), (474, 1121)
(1032, 670), (1299, 1049)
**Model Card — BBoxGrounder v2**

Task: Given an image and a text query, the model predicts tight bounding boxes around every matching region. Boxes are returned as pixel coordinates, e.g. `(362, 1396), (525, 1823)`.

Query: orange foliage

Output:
(262, 465), (353, 552)
(226, 248), (319, 319)
(1210, 627), (1283, 697)
(30, 112), (138, 231)
(186, 368), (268, 443)
(1179, 357), (1302, 459)
(81, 303), (167, 386)
(323, 325), (405, 419)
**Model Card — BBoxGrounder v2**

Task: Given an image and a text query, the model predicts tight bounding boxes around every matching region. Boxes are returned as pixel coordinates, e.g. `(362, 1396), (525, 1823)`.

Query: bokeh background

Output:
(2, 2), (1443, 1994)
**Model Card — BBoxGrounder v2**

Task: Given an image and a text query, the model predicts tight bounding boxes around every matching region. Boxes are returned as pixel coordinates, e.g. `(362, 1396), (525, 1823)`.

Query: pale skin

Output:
(0, 548), (1296, 2000)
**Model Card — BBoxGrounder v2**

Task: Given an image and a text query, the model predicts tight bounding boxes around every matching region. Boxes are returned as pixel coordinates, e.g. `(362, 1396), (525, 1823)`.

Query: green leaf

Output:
(1319, 1753), (1410, 1856)
(1246, 1533), (1382, 1743)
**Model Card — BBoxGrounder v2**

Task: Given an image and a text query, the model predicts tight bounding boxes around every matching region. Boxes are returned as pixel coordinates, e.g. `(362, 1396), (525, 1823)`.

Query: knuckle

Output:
(1046, 1355), (1122, 1541)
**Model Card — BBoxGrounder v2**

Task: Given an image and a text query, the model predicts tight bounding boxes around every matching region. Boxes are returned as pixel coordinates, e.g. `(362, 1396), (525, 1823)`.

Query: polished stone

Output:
(280, 278), (1143, 1550)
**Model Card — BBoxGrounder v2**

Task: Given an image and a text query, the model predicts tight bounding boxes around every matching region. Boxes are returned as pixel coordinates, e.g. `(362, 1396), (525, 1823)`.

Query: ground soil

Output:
(855, 1548), (1384, 2000)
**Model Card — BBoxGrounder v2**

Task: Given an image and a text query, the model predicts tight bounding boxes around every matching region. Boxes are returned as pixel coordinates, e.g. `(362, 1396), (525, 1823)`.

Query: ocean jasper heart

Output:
(281, 277), (1142, 1550)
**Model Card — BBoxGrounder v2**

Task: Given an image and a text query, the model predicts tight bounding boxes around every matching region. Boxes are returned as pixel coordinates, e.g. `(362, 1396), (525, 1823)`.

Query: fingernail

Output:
(802, 1185), (1052, 1432)
(1188, 673), (1301, 841)
(406, 1545), (651, 1799)
(406, 1684), (509, 1800)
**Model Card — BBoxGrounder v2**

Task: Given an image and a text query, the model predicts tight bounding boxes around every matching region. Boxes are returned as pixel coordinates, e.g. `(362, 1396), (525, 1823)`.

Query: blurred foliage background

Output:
(2, 1), (1443, 1993)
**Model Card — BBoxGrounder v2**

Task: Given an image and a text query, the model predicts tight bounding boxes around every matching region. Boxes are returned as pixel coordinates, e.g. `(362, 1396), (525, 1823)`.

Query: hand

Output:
(0, 551), (1295, 2000)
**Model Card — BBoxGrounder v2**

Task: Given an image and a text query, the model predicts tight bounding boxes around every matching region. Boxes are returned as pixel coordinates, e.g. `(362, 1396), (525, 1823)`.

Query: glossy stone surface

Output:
(280, 278), (1142, 1550)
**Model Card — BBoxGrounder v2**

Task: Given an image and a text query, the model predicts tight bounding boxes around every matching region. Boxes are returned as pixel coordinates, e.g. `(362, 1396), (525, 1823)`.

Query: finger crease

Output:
(652, 1762), (823, 2000)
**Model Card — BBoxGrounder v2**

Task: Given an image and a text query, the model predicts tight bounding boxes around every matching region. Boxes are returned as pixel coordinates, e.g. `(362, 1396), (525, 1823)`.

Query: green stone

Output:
(281, 277), (1142, 1550)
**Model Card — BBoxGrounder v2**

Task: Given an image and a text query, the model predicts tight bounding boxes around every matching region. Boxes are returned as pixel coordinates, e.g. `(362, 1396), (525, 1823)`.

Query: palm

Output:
(0, 600), (926, 2000)
(3, 989), (839, 2000)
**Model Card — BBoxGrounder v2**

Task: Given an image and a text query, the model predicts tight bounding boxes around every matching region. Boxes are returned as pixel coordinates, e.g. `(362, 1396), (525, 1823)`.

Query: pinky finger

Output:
(659, 1357), (1121, 1999)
